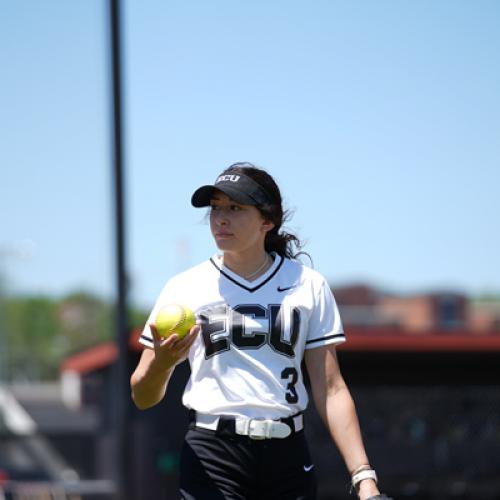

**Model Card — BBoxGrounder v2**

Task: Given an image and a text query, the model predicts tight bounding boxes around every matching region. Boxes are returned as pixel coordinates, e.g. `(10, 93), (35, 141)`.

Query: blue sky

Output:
(1, 0), (499, 308)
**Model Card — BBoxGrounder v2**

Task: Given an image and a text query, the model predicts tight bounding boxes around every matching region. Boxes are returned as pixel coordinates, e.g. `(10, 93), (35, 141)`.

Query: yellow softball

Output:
(155, 303), (196, 338)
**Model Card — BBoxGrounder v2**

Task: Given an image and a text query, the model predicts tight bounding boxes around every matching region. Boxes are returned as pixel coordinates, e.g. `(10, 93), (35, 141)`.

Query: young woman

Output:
(130, 163), (391, 500)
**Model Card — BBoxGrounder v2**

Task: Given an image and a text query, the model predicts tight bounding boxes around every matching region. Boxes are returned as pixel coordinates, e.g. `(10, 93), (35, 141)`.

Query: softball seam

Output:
(172, 305), (187, 332)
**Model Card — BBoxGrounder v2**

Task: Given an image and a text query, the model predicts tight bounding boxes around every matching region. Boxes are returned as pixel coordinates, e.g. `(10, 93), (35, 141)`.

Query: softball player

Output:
(131, 163), (391, 500)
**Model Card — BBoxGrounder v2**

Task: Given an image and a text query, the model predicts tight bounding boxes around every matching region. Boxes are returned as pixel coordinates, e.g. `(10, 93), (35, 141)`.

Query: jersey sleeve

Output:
(139, 279), (177, 349)
(305, 278), (345, 349)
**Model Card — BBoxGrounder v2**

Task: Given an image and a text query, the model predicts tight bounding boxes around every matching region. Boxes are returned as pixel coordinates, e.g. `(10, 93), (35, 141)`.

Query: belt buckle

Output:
(247, 419), (267, 440)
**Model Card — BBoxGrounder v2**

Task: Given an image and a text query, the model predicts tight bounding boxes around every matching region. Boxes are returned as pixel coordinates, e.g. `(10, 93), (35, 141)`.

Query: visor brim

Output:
(191, 185), (257, 207)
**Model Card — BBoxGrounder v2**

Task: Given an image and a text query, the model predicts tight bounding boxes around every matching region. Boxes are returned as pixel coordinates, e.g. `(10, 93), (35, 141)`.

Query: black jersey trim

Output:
(140, 334), (154, 346)
(305, 333), (345, 345)
(210, 255), (284, 293)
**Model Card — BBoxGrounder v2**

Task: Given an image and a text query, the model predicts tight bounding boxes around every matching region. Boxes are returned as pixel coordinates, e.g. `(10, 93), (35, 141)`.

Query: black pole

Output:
(109, 0), (130, 498)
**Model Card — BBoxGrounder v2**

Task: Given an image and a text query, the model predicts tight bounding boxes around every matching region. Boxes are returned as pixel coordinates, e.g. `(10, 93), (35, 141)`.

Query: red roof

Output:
(338, 327), (500, 352)
(61, 328), (500, 375)
(61, 329), (142, 374)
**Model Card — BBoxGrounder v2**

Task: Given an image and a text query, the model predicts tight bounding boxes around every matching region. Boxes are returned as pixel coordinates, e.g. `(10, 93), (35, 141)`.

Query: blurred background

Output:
(1, 0), (499, 499)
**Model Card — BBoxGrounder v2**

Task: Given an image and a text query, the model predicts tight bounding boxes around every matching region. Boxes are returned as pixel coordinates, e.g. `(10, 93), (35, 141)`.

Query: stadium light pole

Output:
(108, 0), (130, 499)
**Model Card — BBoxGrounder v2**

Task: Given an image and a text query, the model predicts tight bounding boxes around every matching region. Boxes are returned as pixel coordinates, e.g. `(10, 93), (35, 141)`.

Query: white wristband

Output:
(351, 469), (378, 491)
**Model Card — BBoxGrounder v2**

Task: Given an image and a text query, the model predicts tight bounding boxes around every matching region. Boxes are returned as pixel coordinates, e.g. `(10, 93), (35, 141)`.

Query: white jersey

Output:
(140, 253), (345, 420)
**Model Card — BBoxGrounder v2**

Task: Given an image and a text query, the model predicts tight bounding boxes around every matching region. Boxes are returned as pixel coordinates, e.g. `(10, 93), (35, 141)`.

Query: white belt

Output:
(194, 412), (304, 440)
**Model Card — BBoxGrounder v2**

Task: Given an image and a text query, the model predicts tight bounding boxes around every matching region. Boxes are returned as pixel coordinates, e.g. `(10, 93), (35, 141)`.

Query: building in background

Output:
(333, 283), (500, 334)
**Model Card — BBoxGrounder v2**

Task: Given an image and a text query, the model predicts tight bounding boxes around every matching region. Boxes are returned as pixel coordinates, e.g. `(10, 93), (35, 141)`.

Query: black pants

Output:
(179, 426), (317, 500)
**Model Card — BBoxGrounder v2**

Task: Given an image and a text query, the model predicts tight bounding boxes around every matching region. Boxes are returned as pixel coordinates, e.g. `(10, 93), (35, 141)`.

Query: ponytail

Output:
(225, 163), (309, 261)
(264, 214), (303, 259)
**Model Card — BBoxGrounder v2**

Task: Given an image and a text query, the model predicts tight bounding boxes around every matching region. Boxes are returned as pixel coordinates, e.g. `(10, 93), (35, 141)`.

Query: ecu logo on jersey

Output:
(199, 304), (301, 359)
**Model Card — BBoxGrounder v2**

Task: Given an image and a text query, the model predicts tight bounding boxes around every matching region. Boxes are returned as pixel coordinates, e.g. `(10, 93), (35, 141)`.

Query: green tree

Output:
(5, 296), (59, 380)
(2, 291), (148, 381)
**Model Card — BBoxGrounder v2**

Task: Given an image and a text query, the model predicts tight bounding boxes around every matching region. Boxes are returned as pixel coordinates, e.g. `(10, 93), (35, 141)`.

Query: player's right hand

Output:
(149, 322), (200, 369)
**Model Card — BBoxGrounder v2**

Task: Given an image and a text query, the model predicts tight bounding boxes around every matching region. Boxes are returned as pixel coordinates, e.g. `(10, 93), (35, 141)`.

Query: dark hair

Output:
(223, 162), (305, 259)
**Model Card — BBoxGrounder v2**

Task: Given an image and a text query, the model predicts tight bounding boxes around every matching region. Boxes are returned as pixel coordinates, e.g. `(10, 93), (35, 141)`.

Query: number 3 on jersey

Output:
(281, 367), (299, 403)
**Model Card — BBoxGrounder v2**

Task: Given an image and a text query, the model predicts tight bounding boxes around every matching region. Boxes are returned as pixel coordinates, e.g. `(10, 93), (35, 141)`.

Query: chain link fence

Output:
(306, 384), (500, 499)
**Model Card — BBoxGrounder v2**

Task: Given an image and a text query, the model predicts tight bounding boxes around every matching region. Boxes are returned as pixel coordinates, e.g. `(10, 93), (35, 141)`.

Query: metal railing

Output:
(0, 480), (115, 500)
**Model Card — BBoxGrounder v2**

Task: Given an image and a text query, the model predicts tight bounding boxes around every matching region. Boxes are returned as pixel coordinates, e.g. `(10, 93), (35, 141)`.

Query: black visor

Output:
(191, 172), (271, 207)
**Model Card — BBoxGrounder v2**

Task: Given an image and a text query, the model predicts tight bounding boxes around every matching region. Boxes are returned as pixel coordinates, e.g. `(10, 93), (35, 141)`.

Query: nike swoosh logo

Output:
(303, 464), (314, 472)
(277, 285), (297, 292)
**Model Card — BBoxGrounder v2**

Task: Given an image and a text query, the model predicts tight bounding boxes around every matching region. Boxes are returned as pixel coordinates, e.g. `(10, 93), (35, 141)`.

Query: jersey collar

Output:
(210, 253), (284, 293)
